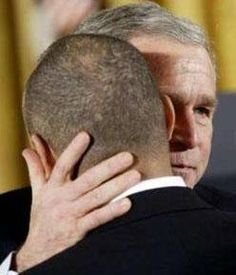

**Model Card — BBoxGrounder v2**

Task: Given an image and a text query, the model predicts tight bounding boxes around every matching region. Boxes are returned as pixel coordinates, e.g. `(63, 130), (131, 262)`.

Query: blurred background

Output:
(1, 0), (236, 193)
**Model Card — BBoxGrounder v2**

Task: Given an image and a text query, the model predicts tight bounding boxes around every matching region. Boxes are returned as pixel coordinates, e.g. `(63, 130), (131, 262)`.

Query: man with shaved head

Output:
(12, 34), (236, 275)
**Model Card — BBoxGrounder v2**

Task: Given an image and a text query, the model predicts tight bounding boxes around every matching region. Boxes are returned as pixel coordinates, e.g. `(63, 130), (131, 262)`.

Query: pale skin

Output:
(16, 132), (141, 272)
(130, 36), (217, 188)
(16, 38), (217, 271)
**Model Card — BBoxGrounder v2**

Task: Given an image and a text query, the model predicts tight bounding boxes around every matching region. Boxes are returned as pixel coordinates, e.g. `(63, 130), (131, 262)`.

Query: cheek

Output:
(198, 124), (213, 164)
(197, 115), (213, 141)
(199, 125), (212, 166)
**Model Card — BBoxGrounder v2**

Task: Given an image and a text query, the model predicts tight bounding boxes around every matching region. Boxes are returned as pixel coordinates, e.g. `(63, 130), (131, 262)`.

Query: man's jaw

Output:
(171, 163), (197, 188)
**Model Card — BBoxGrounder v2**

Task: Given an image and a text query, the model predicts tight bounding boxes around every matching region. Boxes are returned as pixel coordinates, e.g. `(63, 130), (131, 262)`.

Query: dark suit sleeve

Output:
(0, 188), (31, 262)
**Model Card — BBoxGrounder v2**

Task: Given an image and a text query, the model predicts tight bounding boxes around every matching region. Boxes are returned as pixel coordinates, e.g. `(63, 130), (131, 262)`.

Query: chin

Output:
(182, 175), (198, 189)
(172, 168), (198, 188)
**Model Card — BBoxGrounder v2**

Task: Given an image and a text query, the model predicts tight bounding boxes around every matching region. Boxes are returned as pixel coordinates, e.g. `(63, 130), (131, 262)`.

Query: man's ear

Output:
(30, 135), (56, 180)
(161, 95), (175, 141)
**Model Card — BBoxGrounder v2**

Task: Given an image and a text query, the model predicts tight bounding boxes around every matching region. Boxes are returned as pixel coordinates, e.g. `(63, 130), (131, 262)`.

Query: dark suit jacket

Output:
(19, 187), (236, 275)
(1, 184), (236, 273)
(0, 187), (31, 262)
(194, 182), (236, 211)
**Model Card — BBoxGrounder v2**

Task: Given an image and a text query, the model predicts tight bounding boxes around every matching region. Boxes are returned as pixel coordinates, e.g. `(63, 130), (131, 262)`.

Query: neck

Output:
(134, 155), (173, 180)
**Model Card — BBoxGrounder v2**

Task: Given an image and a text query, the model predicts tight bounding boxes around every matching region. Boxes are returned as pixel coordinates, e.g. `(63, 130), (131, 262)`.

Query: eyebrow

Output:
(162, 90), (218, 109)
(198, 95), (218, 108)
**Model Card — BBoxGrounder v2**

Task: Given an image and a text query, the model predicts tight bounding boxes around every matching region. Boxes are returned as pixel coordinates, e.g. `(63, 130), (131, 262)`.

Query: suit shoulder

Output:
(194, 183), (236, 212)
(0, 187), (32, 218)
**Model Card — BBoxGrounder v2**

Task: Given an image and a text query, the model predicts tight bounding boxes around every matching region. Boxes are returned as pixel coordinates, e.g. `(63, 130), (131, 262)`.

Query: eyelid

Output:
(197, 101), (216, 108)
(195, 106), (210, 114)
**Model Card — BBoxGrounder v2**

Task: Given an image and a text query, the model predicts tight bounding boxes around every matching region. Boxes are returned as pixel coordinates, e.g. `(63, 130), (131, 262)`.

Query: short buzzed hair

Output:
(76, 2), (215, 67)
(23, 34), (168, 170)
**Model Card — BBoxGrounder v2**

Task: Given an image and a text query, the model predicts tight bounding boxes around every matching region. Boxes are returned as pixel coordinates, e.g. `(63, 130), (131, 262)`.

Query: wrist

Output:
(15, 246), (31, 273)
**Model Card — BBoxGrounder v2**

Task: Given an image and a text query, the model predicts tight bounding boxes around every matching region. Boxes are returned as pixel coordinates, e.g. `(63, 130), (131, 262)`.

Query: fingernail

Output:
(130, 170), (141, 181)
(78, 132), (90, 141)
(119, 198), (131, 210)
(120, 152), (134, 163)
(22, 150), (27, 158)
(31, 134), (41, 149)
(22, 149), (31, 161)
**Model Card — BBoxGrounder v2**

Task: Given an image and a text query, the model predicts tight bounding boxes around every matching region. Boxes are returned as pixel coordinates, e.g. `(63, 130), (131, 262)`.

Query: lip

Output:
(171, 164), (196, 172)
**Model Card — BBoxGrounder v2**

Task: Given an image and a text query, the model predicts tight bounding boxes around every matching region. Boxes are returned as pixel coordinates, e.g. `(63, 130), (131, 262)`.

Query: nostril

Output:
(170, 127), (198, 150)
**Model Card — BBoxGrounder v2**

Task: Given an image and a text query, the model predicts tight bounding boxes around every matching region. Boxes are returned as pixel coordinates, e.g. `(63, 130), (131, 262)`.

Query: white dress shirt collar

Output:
(0, 252), (17, 275)
(112, 176), (186, 202)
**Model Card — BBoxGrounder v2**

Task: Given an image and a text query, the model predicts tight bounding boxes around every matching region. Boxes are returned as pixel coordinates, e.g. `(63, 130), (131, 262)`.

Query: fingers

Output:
(73, 152), (134, 196)
(73, 170), (141, 215)
(50, 132), (90, 184)
(78, 198), (131, 239)
(22, 149), (45, 190)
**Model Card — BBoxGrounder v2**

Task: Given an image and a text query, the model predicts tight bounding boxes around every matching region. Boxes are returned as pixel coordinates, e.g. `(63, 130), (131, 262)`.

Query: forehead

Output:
(130, 36), (217, 106)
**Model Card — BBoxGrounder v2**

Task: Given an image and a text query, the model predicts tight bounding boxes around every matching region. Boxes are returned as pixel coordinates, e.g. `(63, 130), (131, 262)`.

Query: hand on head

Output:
(16, 132), (141, 272)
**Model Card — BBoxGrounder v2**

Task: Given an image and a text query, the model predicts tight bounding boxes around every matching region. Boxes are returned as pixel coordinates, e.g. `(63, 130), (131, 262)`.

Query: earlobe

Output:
(162, 95), (175, 141)
(30, 134), (56, 180)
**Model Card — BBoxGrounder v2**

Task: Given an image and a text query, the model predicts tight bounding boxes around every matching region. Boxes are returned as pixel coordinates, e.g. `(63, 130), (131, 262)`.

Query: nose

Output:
(170, 112), (198, 150)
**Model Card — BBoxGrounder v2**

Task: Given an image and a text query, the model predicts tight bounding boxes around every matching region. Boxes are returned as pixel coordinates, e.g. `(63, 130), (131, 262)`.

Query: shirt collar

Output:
(112, 176), (186, 202)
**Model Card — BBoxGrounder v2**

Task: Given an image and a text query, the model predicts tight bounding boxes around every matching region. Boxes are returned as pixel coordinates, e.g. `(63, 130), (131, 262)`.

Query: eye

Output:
(194, 107), (211, 117)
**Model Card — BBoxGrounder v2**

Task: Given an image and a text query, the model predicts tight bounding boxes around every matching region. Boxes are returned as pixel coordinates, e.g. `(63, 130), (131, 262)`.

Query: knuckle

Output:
(99, 158), (116, 176)
(106, 159), (115, 172)
(55, 162), (67, 177)
(53, 204), (72, 220)
(106, 204), (116, 219)
(87, 214), (102, 229)
(125, 170), (141, 183)
(66, 184), (79, 199)
(91, 188), (104, 203)
(80, 173), (94, 188)
(132, 169), (141, 179)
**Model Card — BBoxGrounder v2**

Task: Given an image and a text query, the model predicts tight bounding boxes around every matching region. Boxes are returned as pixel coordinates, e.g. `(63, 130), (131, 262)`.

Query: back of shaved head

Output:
(23, 34), (169, 172)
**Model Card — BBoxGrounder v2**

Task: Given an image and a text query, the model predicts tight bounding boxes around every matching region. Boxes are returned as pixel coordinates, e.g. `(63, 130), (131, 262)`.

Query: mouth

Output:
(171, 164), (196, 173)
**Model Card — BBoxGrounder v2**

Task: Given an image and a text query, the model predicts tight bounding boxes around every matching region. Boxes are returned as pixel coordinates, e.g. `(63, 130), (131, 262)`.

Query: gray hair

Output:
(76, 1), (215, 67)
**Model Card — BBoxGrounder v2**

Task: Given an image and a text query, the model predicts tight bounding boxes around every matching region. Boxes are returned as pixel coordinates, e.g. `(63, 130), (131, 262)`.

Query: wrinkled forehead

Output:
(143, 52), (216, 82)
(142, 52), (217, 108)
(130, 36), (217, 105)
(130, 35), (216, 79)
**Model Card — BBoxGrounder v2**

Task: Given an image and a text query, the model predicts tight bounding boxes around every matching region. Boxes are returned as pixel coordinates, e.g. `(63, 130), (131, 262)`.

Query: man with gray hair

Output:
(76, 1), (233, 211)
(76, 1), (217, 189)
